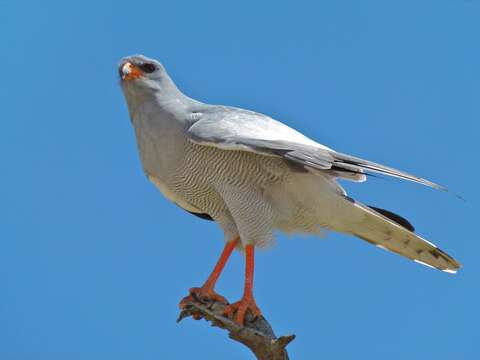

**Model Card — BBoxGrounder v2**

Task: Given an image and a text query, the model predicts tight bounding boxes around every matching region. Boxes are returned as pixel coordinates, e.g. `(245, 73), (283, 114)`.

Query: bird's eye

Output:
(139, 63), (157, 73)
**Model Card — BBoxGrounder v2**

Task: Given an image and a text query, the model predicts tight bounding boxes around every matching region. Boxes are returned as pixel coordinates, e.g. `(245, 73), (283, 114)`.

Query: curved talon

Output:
(223, 296), (262, 325)
(179, 286), (228, 309)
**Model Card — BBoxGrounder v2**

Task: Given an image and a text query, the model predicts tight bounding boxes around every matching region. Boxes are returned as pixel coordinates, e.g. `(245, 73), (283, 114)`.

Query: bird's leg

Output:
(179, 236), (239, 308)
(223, 244), (262, 325)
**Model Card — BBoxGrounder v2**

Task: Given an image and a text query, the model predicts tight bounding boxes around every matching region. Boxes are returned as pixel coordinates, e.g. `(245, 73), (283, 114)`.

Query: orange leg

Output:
(179, 236), (239, 308)
(224, 244), (262, 325)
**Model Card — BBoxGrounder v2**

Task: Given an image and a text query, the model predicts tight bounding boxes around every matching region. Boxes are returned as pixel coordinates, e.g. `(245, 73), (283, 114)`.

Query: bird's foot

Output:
(223, 295), (262, 325)
(179, 286), (228, 309)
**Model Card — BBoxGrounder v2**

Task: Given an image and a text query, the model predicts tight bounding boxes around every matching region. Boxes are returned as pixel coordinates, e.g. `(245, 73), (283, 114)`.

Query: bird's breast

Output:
(132, 105), (188, 177)
(147, 174), (203, 214)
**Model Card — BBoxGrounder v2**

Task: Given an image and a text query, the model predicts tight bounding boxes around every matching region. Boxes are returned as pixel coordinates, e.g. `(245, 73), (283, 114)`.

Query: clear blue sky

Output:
(1, 1), (478, 359)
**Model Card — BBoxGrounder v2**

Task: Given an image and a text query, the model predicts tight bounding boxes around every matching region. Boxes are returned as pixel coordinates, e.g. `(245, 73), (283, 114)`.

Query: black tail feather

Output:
(367, 206), (415, 232)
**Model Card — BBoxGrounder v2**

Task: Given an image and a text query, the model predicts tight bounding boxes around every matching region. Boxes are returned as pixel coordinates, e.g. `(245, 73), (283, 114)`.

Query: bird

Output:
(118, 54), (461, 325)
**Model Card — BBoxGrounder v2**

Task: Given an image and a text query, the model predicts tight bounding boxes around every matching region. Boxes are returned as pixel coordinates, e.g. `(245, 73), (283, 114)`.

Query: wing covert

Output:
(186, 107), (444, 189)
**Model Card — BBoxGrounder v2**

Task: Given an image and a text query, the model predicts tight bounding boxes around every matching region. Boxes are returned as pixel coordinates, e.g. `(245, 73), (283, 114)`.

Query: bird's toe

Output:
(179, 286), (228, 309)
(223, 296), (262, 325)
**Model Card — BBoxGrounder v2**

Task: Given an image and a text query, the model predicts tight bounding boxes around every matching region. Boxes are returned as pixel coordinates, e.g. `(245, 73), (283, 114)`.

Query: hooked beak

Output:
(119, 62), (143, 81)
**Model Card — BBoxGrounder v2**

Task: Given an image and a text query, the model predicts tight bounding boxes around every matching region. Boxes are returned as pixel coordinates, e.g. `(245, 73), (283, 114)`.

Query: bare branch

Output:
(178, 296), (295, 360)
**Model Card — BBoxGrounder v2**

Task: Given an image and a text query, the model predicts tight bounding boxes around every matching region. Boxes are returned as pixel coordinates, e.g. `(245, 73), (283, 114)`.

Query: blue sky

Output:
(1, 0), (479, 359)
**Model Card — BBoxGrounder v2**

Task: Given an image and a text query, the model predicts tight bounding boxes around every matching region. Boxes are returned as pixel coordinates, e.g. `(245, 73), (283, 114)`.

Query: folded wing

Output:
(187, 107), (444, 189)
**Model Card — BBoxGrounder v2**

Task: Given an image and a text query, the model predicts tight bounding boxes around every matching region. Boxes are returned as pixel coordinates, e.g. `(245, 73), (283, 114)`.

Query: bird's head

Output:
(119, 54), (166, 88)
(119, 54), (181, 112)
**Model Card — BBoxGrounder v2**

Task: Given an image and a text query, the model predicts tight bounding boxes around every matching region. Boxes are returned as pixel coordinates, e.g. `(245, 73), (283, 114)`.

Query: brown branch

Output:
(177, 296), (295, 360)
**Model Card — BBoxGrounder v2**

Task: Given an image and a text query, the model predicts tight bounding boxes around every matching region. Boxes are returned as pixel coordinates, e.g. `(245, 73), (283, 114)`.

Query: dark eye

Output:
(140, 63), (157, 73)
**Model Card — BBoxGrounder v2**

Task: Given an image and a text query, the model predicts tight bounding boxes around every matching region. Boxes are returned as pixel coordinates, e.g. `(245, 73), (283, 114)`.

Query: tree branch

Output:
(177, 296), (295, 360)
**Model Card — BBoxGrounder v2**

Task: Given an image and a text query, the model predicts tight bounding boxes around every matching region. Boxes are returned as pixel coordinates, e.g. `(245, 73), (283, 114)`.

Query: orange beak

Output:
(120, 62), (143, 81)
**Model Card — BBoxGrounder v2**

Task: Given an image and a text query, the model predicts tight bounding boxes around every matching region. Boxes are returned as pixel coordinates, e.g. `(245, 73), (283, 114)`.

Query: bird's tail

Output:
(337, 197), (461, 273)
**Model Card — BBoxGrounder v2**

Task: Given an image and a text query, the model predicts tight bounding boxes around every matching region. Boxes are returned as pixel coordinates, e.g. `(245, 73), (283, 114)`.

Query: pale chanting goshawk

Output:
(118, 55), (460, 325)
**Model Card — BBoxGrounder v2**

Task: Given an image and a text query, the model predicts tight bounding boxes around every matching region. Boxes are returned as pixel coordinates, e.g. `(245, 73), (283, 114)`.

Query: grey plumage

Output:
(119, 54), (460, 273)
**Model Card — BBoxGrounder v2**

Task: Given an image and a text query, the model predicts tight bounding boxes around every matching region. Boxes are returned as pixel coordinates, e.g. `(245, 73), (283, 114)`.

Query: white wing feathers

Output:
(187, 107), (445, 189)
